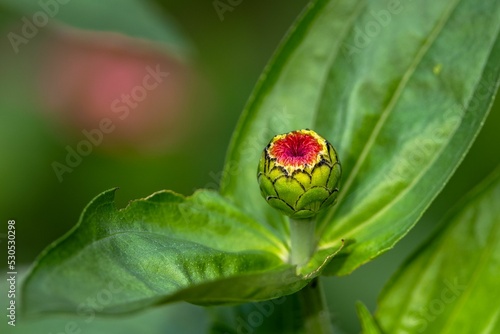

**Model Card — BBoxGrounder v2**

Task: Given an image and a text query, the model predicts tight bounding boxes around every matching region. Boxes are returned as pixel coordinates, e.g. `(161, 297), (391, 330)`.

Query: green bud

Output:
(257, 129), (341, 219)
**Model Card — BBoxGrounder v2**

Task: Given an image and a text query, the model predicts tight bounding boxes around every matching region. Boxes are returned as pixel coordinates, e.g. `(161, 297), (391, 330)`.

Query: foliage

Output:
(19, 0), (500, 332)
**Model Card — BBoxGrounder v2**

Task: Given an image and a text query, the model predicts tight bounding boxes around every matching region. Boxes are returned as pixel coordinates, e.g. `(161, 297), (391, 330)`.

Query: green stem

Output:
(298, 277), (334, 334)
(290, 218), (316, 266)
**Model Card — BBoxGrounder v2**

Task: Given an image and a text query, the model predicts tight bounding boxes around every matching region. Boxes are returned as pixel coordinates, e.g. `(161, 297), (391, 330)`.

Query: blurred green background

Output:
(0, 0), (498, 333)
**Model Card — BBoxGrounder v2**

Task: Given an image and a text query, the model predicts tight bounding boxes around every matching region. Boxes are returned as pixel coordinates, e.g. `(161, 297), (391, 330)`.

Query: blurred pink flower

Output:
(38, 25), (194, 153)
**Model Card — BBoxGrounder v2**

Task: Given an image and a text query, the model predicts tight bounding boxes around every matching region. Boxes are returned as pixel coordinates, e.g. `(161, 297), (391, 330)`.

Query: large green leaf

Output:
(2, 268), (208, 334)
(375, 166), (500, 333)
(23, 189), (304, 315)
(220, 0), (500, 276)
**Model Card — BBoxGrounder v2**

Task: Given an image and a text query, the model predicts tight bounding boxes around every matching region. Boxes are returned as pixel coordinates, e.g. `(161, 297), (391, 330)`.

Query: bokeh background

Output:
(0, 1), (498, 333)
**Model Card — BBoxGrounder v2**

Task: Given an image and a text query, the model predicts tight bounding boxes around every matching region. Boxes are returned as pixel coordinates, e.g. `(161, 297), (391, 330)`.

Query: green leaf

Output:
(2, 268), (209, 334)
(0, 0), (190, 56)
(375, 166), (500, 333)
(356, 302), (382, 334)
(220, 0), (500, 276)
(23, 189), (305, 315)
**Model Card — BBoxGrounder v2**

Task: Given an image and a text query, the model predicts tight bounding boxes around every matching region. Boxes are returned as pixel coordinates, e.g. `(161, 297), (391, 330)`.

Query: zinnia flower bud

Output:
(257, 129), (341, 219)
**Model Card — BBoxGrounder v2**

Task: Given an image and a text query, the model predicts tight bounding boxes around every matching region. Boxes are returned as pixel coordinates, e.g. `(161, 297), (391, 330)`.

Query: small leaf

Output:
(356, 302), (382, 334)
(220, 0), (500, 276)
(375, 166), (500, 333)
(22, 189), (304, 315)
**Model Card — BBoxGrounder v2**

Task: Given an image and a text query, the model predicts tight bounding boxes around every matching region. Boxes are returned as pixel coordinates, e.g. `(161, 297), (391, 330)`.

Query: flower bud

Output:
(257, 129), (341, 219)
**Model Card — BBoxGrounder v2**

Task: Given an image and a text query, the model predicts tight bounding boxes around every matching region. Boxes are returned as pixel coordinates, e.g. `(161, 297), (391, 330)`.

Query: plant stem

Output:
(290, 219), (333, 332)
(298, 277), (334, 334)
(289, 218), (316, 266)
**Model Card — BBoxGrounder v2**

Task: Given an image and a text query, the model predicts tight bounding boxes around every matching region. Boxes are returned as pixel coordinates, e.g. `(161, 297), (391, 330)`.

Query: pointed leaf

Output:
(220, 0), (500, 276)
(22, 189), (304, 315)
(375, 166), (500, 333)
(356, 302), (382, 334)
